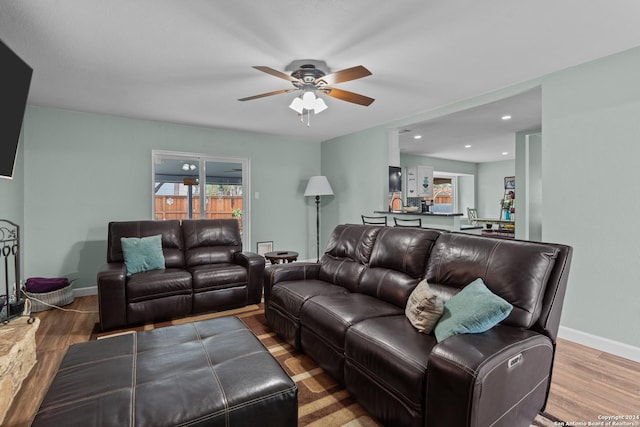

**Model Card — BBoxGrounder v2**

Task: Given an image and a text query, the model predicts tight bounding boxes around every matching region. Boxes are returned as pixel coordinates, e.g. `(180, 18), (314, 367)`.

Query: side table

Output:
(264, 251), (299, 265)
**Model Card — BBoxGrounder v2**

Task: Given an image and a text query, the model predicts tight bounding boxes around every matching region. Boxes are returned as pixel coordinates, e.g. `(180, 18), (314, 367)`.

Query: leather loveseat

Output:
(98, 219), (264, 331)
(264, 224), (572, 427)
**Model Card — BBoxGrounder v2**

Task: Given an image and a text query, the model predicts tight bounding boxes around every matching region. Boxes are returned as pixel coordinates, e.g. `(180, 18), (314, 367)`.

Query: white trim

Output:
(73, 286), (97, 297)
(558, 326), (640, 363)
(524, 134), (530, 240)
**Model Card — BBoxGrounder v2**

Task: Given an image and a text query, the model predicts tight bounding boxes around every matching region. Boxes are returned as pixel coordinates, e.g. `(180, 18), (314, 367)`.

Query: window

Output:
(152, 151), (250, 244)
(432, 177), (454, 213)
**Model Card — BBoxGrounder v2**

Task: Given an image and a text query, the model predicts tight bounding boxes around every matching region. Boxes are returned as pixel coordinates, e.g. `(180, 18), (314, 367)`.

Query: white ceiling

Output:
(399, 88), (541, 162)
(2, 1), (640, 161)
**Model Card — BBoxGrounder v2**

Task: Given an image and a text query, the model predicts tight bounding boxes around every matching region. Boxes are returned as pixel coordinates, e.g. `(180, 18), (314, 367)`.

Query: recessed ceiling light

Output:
(413, 135), (422, 140)
(501, 115), (512, 120)
(502, 152), (509, 155)
(464, 144), (472, 148)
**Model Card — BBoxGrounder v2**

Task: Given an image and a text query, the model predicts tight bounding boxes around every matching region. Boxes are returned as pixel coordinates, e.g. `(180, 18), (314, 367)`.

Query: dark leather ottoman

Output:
(32, 316), (298, 427)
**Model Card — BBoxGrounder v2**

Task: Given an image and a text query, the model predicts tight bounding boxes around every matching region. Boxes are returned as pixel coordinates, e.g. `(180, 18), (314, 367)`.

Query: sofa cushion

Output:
(405, 279), (443, 333)
(358, 268), (420, 308)
(182, 219), (242, 267)
(318, 258), (366, 293)
(323, 224), (381, 264)
(108, 220), (185, 268)
(301, 293), (403, 352)
(318, 225), (382, 292)
(269, 280), (349, 319)
(189, 263), (247, 291)
(345, 315), (437, 410)
(121, 235), (166, 276)
(126, 268), (192, 302)
(368, 227), (441, 278)
(425, 233), (559, 329)
(357, 227), (441, 307)
(433, 278), (513, 342)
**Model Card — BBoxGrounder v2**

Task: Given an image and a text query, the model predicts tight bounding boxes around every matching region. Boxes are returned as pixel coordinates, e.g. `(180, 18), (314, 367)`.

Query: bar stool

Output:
(361, 215), (388, 226)
(393, 217), (422, 227)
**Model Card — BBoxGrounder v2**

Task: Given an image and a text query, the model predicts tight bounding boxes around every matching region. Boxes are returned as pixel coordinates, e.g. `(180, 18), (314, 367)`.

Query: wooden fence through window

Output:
(154, 195), (243, 220)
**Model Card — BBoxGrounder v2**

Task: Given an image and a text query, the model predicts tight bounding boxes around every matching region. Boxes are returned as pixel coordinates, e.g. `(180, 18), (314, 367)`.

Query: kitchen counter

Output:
(374, 211), (463, 217)
(372, 211), (479, 234)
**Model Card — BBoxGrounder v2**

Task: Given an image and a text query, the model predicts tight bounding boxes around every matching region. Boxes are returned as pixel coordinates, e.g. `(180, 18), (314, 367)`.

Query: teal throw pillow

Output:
(121, 235), (165, 276)
(434, 278), (513, 342)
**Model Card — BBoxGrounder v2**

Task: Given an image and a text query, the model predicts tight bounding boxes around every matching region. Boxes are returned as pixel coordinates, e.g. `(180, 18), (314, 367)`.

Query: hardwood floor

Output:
(4, 296), (99, 427)
(4, 296), (639, 426)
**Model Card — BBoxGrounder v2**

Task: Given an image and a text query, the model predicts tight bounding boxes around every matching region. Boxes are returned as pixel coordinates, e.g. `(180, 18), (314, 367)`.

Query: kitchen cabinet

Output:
(406, 166), (433, 198)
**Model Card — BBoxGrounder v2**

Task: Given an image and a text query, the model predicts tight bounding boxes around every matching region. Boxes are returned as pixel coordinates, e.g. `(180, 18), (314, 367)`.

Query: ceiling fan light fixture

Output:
(241, 63), (373, 126)
(314, 97), (328, 114)
(301, 91), (316, 110)
(289, 92), (328, 116)
(289, 96), (304, 114)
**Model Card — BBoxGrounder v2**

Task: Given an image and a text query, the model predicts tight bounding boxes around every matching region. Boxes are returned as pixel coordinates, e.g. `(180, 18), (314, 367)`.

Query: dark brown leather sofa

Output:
(264, 224), (572, 427)
(98, 219), (264, 331)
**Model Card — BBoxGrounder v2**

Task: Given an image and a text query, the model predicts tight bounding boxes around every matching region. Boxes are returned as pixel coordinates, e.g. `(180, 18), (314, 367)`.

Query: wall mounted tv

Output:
(0, 38), (32, 179)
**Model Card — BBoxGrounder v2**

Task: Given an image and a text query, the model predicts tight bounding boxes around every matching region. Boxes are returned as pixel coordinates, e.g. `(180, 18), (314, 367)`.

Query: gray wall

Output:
(0, 135), (25, 296)
(457, 174), (475, 218)
(401, 154), (477, 176)
(542, 46), (640, 349)
(0, 133), (24, 226)
(22, 107), (320, 288)
(477, 160), (515, 219)
(321, 126), (388, 246)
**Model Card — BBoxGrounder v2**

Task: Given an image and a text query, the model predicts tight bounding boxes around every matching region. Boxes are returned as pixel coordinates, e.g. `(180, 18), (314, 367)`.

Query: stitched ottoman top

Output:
(32, 316), (297, 427)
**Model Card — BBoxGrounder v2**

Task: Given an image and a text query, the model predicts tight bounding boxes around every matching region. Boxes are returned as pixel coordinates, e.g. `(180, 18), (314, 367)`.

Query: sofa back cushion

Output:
(182, 219), (242, 266)
(319, 224), (381, 292)
(425, 233), (559, 329)
(359, 227), (443, 307)
(108, 220), (184, 268)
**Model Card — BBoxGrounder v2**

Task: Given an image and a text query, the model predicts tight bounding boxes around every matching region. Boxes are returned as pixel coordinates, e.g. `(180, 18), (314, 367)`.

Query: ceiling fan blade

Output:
(253, 66), (299, 82)
(315, 65), (372, 86)
(238, 88), (297, 101)
(324, 87), (375, 106)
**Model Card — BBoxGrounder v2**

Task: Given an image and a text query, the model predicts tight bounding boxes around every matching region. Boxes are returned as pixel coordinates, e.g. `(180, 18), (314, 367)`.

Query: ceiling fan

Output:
(238, 63), (374, 109)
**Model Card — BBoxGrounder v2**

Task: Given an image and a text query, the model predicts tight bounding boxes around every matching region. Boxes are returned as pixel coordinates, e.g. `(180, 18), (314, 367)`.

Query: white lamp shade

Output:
(301, 91), (316, 110)
(314, 97), (328, 114)
(304, 176), (334, 196)
(289, 96), (304, 114)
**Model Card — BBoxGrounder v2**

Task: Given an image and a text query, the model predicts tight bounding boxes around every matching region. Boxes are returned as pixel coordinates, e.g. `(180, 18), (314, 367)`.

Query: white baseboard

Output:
(558, 326), (640, 363)
(73, 286), (97, 297)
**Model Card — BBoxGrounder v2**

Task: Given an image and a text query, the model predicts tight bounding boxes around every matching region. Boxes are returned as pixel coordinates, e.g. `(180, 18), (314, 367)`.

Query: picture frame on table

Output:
(256, 241), (273, 256)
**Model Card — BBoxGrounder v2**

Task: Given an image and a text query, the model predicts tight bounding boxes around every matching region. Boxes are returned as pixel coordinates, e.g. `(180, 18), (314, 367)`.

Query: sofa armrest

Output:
(97, 262), (127, 331)
(425, 327), (554, 427)
(234, 251), (266, 304)
(263, 262), (321, 306)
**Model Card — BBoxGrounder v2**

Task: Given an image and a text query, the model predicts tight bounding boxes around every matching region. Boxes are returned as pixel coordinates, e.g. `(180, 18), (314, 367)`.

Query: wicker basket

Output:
(24, 284), (74, 312)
